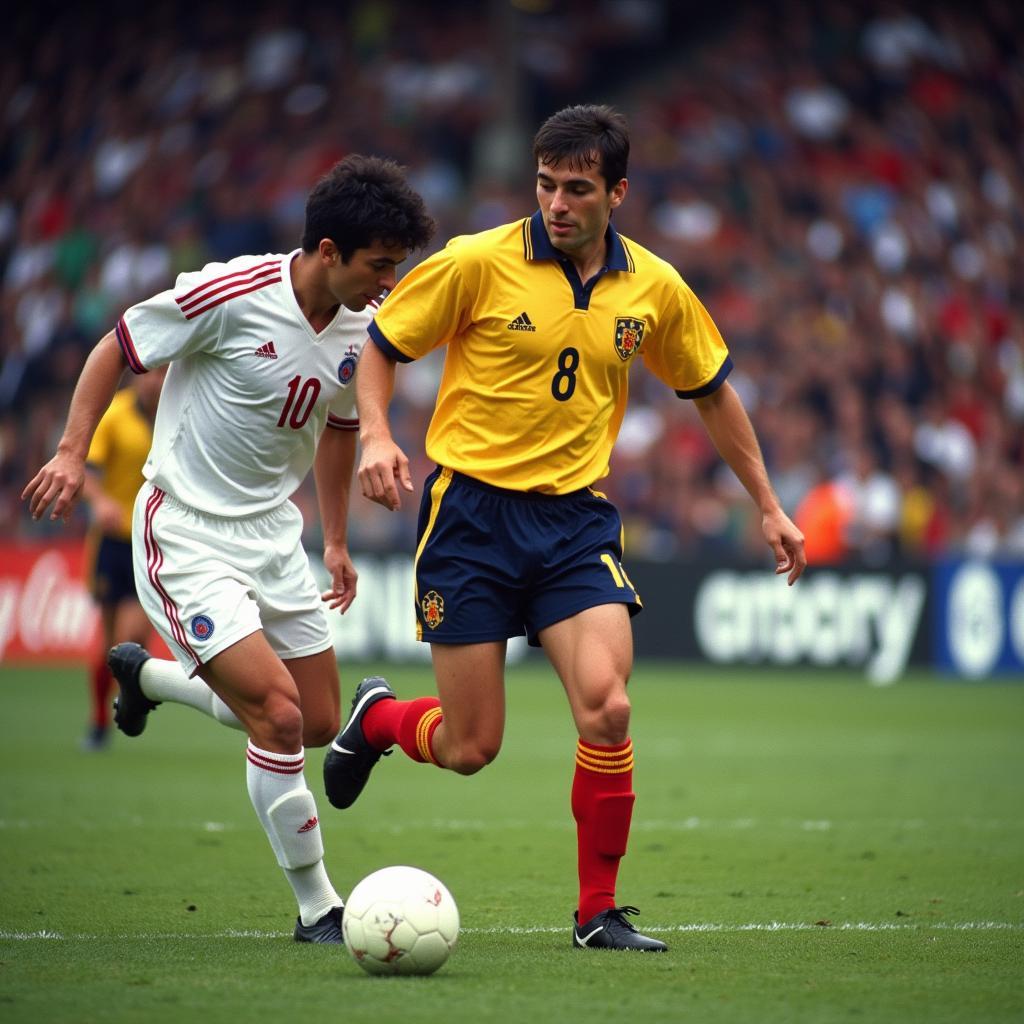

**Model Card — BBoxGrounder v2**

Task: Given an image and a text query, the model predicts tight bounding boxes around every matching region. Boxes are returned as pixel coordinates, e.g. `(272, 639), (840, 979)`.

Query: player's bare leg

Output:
(427, 641), (507, 773)
(112, 627), (340, 747)
(198, 632), (344, 942)
(282, 647), (342, 747)
(323, 641), (506, 809)
(541, 604), (667, 952)
(109, 646), (244, 734)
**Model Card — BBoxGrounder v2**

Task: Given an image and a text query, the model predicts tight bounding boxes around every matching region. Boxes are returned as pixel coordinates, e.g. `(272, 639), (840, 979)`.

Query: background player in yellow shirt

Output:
(325, 105), (807, 952)
(80, 368), (165, 750)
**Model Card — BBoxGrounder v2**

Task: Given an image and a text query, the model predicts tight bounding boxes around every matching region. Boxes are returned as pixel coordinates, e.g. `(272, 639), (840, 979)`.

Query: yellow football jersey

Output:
(370, 212), (732, 493)
(86, 388), (153, 539)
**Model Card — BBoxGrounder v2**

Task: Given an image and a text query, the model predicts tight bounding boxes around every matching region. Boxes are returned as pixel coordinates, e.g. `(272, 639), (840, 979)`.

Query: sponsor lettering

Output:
(694, 570), (926, 684)
(0, 548), (98, 660)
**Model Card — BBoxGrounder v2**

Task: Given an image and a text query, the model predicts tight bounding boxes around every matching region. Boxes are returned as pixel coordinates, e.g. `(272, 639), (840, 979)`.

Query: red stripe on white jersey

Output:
(177, 264), (280, 313)
(326, 414), (359, 431)
(116, 317), (146, 374)
(176, 259), (280, 304)
(178, 273), (282, 321)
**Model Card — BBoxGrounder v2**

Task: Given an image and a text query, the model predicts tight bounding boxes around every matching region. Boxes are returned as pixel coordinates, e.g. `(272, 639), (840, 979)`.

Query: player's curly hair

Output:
(301, 154), (435, 260)
(532, 104), (629, 190)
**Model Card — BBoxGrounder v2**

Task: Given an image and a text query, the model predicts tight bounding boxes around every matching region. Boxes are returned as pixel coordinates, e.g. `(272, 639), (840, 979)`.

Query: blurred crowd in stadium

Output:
(3, 0), (1022, 566)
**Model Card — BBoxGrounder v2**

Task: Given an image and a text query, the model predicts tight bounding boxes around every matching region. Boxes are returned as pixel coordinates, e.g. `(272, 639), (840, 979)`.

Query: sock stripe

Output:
(577, 739), (632, 759)
(247, 745), (305, 775)
(577, 738), (632, 756)
(416, 706), (443, 764)
(575, 753), (634, 774)
(575, 739), (634, 774)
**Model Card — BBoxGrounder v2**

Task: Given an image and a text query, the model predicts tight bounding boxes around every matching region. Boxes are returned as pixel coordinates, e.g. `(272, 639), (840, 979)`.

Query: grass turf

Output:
(0, 660), (1022, 1023)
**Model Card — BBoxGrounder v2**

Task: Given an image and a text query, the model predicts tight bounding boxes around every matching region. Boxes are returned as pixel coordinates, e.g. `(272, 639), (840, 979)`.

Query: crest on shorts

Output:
(613, 317), (646, 361)
(190, 614), (215, 641)
(420, 590), (444, 630)
(337, 345), (359, 386)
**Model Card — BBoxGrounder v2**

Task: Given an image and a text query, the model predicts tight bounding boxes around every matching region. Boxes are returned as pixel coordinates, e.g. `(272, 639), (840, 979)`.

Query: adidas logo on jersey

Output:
(255, 341), (278, 359)
(507, 312), (536, 332)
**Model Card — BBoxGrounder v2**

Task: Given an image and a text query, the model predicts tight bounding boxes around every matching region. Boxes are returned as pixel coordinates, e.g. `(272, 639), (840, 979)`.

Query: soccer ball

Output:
(342, 865), (459, 976)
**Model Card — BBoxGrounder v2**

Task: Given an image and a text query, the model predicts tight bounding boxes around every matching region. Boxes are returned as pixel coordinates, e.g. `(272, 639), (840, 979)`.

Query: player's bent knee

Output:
(601, 695), (631, 736)
(444, 741), (500, 776)
(302, 713), (340, 749)
(259, 695), (305, 750)
(578, 693), (631, 744)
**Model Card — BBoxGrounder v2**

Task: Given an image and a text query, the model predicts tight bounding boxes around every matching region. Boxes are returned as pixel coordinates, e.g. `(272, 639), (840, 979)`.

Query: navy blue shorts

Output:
(89, 536), (138, 607)
(414, 467), (642, 646)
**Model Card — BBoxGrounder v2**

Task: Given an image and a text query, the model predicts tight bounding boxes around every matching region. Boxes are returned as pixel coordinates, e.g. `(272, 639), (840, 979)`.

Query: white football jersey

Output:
(116, 250), (369, 516)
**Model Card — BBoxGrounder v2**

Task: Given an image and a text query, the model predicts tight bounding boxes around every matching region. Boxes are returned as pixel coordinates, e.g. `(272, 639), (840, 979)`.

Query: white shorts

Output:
(132, 483), (332, 675)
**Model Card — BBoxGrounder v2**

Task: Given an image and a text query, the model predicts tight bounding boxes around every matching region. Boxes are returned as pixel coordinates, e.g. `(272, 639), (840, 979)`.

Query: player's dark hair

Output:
(301, 154), (435, 260)
(532, 104), (629, 190)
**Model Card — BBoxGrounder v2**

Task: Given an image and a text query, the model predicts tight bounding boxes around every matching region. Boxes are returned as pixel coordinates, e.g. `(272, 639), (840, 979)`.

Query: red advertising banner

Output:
(0, 541), (99, 662)
(0, 540), (169, 664)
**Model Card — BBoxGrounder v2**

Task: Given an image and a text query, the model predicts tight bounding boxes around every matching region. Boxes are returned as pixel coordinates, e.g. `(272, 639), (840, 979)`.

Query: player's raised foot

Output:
(323, 677), (395, 810)
(572, 906), (668, 952)
(294, 905), (344, 944)
(108, 643), (160, 737)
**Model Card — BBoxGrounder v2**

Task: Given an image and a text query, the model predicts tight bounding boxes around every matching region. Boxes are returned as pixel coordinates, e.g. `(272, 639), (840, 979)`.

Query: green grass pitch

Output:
(1, 660), (1022, 1023)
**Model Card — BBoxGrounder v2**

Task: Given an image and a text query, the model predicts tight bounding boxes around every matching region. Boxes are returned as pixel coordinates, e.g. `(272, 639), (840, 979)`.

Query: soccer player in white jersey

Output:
(23, 155), (435, 943)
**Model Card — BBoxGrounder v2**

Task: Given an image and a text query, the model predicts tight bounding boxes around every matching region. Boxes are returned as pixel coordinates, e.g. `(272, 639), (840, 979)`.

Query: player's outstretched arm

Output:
(22, 331), (128, 523)
(315, 427), (358, 614)
(693, 381), (807, 585)
(355, 342), (413, 512)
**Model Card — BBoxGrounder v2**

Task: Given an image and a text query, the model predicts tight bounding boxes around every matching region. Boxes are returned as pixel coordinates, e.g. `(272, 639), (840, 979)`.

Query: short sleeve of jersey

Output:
(115, 269), (227, 374)
(368, 243), (471, 362)
(327, 354), (364, 430)
(326, 374), (359, 431)
(641, 277), (732, 398)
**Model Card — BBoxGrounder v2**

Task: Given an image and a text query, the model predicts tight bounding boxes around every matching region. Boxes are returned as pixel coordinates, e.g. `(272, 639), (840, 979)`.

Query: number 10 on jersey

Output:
(277, 375), (321, 429)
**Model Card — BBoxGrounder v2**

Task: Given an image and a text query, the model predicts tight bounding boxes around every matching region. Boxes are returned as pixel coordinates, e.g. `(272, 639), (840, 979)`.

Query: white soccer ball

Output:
(342, 865), (459, 976)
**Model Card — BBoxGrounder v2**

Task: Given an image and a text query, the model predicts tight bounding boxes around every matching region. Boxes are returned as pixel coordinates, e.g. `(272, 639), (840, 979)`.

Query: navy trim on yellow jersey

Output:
(675, 354), (734, 399)
(526, 211), (632, 272)
(525, 211), (634, 312)
(368, 320), (414, 363)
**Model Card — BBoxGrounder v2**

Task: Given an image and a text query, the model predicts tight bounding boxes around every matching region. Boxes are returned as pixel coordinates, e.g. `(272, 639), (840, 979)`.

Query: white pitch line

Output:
(5, 817), (1022, 833)
(2, 922), (1021, 942)
(469, 921), (1024, 935)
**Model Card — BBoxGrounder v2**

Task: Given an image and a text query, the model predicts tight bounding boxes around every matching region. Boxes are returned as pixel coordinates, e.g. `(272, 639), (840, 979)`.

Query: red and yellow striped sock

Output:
(571, 738), (636, 925)
(363, 697), (443, 765)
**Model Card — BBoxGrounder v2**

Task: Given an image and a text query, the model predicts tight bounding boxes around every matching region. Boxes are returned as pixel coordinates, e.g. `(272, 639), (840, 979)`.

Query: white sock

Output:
(139, 658), (243, 730)
(245, 742), (342, 926)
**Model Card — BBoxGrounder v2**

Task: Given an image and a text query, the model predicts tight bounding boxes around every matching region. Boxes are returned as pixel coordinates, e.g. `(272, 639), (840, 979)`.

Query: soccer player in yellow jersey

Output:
(324, 105), (807, 951)
(80, 368), (165, 750)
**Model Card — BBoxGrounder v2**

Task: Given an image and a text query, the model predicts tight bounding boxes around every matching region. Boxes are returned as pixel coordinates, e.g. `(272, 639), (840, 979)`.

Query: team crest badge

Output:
(338, 346), (359, 386)
(421, 590), (444, 630)
(614, 317), (646, 361)
(190, 614), (215, 641)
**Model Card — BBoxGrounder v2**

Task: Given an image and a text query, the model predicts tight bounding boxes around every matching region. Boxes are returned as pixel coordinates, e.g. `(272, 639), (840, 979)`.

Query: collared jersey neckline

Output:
(522, 211), (635, 311)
